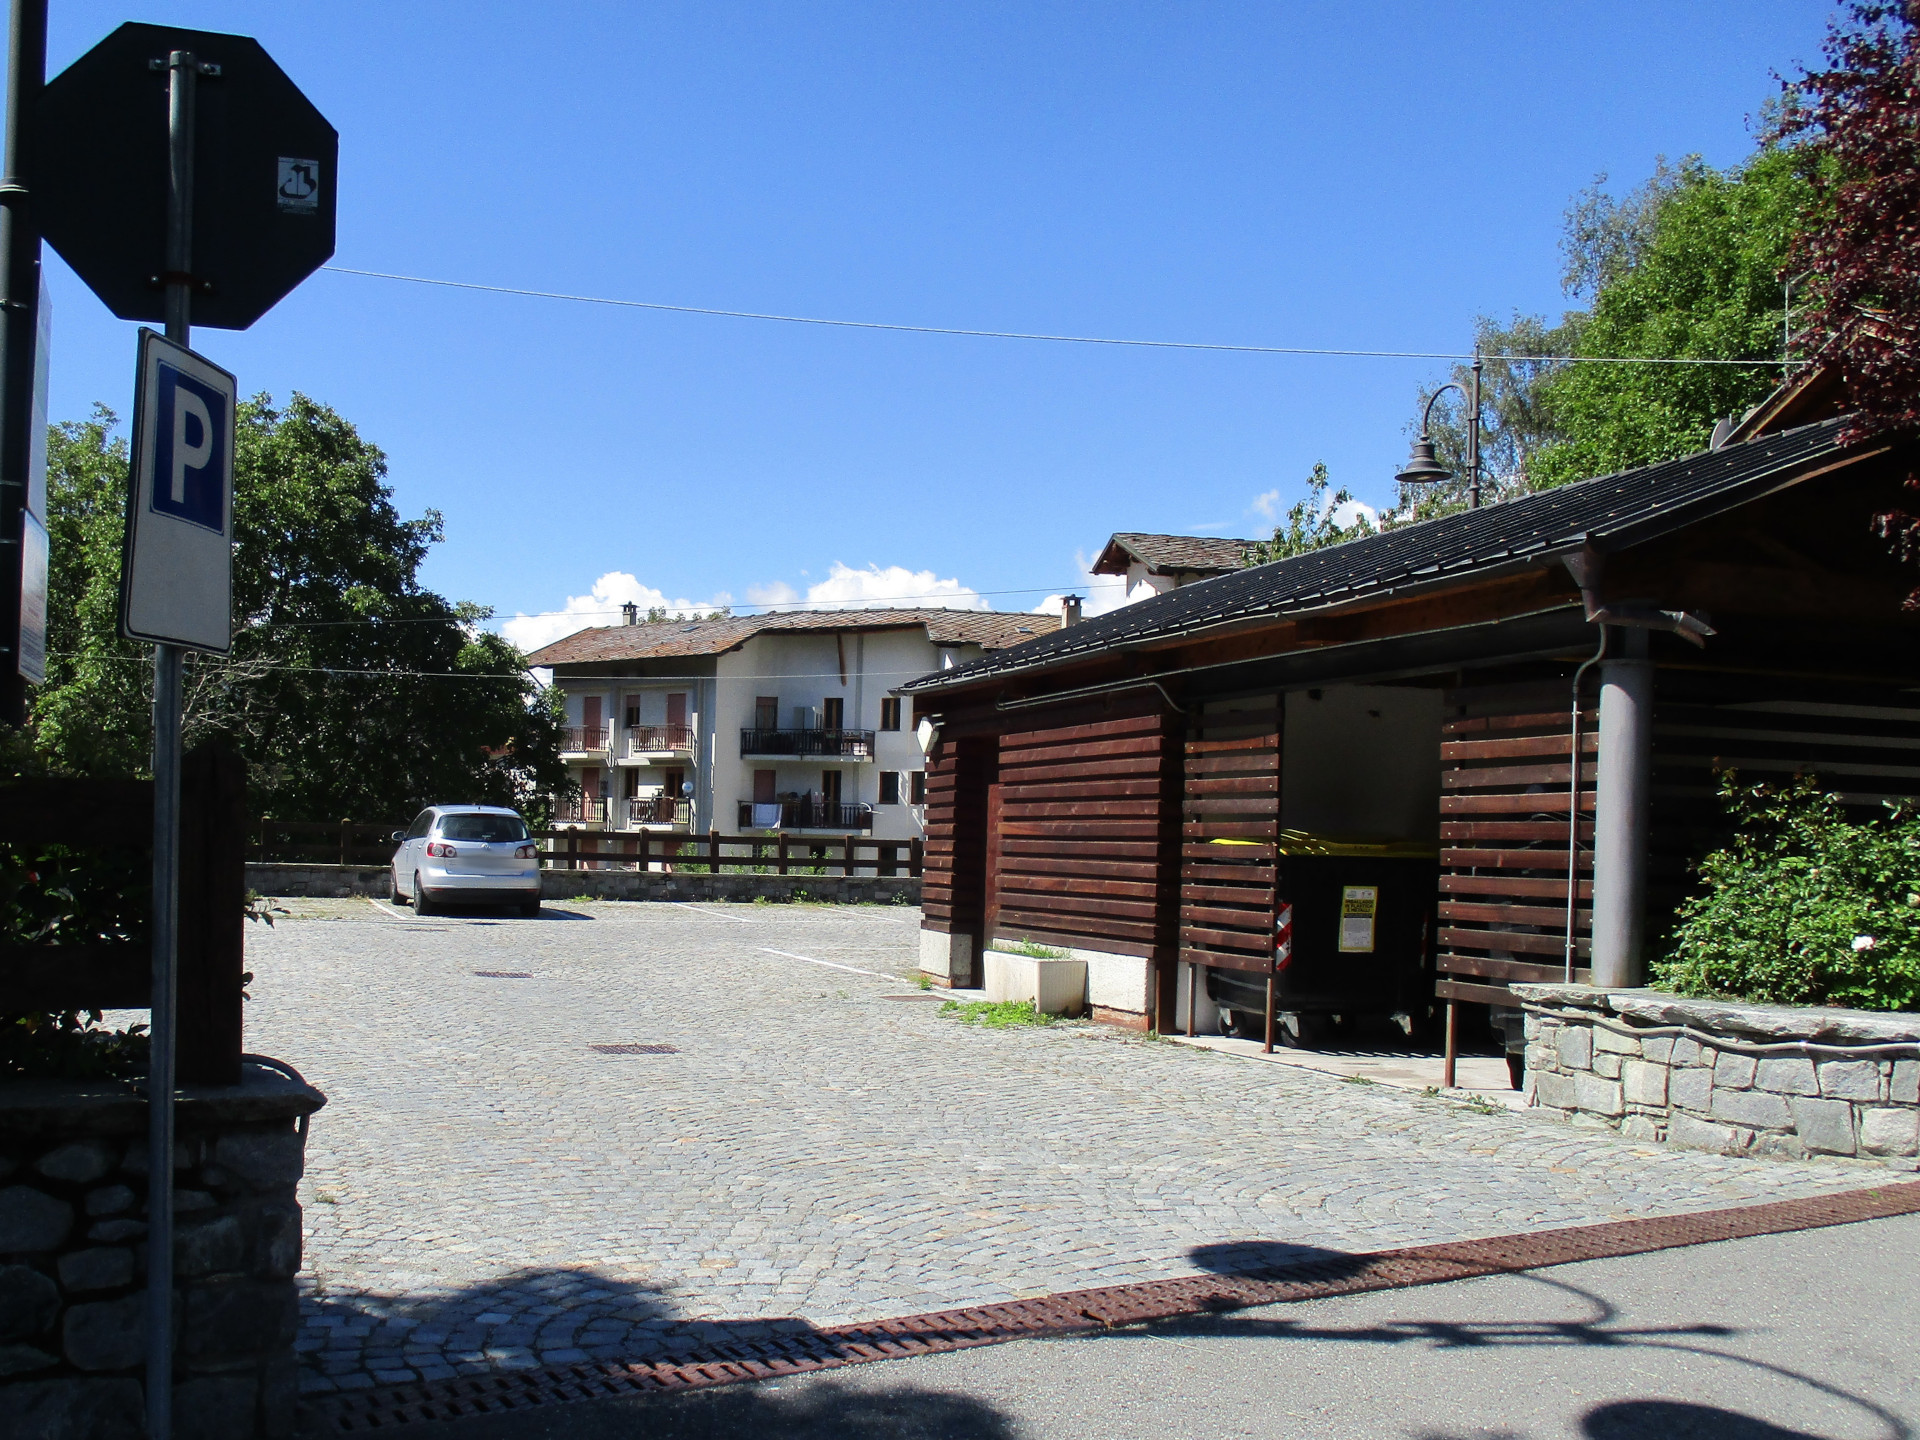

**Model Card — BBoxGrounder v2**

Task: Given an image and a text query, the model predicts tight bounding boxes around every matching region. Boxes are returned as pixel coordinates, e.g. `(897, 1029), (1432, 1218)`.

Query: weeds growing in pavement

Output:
(939, 999), (1056, 1028)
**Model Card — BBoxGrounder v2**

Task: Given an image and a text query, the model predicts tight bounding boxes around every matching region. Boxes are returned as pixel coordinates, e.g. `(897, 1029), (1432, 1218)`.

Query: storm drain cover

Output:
(473, 971), (534, 979)
(590, 1043), (678, 1055)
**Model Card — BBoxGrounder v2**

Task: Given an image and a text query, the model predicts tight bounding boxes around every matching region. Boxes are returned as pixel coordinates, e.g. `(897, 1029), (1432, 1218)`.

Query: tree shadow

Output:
(1582, 1400), (1831, 1440)
(347, 1374), (1019, 1439)
(298, 1266), (1017, 1438)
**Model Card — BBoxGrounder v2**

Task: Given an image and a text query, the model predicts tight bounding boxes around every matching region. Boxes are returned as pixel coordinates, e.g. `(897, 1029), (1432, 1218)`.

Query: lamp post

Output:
(1395, 353), (1483, 509)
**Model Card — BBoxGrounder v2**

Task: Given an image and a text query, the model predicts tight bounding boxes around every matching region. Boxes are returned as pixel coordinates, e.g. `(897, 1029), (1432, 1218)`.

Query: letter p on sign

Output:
(120, 329), (237, 652)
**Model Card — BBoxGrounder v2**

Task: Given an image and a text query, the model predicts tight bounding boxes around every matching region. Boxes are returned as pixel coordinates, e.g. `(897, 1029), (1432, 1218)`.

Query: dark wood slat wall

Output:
(920, 736), (996, 959)
(1436, 680), (1594, 1007)
(1646, 689), (1920, 945)
(1178, 702), (1281, 976)
(986, 711), (1182, 960)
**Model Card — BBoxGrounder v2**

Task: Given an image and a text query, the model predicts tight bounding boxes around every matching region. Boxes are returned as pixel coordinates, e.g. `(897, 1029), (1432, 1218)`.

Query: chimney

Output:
(1061, 595), (1083, 627)
(620, 602), (639, 626)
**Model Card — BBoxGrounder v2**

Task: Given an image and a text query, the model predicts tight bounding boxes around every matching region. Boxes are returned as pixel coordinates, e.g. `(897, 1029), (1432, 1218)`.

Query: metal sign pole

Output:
(0, 0), (46, 726)
(146, 46), (199, 1440)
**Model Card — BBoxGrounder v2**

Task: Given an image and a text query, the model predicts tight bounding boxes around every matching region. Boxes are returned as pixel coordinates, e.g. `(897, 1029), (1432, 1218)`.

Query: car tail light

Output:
(426, 841), (457, 858)
(515, 844), (537, 859)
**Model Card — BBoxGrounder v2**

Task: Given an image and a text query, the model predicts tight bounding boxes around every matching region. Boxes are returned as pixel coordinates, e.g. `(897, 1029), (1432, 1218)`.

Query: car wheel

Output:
(391, 869), (408, 905)
(413, 874), (434, 916)
(519, 897), (542, 918)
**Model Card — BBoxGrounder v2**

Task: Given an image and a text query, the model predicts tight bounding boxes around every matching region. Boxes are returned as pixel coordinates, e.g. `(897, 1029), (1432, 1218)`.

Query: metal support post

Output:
(146, 46), (201, 1440)
(1442, 1002), (1458, 1089)
(1263, 968), (1276, 1054)
(1466, 353), (1482, 510)
(0, 0), (46, 726)
(1590, 629), (1653, 990)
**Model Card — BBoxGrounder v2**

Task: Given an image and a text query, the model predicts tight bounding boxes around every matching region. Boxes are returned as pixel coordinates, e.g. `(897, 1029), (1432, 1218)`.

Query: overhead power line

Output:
(324, 266), (1784, 368)
(53, 652), (955, 683)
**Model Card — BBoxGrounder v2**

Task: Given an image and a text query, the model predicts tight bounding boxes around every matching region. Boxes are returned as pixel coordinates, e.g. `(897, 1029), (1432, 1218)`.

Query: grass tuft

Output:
(939, 998), (1056, 1028)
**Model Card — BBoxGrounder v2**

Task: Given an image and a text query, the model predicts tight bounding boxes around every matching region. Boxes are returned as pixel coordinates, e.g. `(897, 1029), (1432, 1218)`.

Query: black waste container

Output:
(1206, 835), (1437, 1042)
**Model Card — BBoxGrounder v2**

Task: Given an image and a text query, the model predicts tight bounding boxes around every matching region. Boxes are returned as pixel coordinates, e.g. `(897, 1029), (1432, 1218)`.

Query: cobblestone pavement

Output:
(243, 899), (1876, 1395)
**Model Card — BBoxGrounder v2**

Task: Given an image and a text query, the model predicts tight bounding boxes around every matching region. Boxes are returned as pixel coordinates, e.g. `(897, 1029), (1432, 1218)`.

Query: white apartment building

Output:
(526, 607), (1059, 848)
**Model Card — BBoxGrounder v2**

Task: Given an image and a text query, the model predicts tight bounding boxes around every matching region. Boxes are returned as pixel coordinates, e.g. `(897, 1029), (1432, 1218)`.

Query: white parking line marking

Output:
(673, 904), (754, 924)
(758, 947), (891, 979)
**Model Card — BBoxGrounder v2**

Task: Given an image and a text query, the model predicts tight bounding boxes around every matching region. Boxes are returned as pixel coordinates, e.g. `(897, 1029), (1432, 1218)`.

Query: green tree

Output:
(27, 395), (566, 823)
(1527, 149), (1813, 488)
(1242, 462), (1377, 565)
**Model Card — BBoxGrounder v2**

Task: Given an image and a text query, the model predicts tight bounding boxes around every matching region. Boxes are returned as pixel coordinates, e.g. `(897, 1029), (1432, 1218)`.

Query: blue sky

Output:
(28, 1), (1831, 646)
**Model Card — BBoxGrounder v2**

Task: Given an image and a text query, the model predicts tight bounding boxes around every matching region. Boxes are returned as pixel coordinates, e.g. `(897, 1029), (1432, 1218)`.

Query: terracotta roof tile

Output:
(526, 608), (1060, 667)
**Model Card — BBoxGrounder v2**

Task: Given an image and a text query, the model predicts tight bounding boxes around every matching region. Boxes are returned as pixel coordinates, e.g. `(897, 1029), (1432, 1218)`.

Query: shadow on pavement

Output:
(1582, 1400), (1832, 1439)
(1185, 1238), (1374, 1280)
(319, 1375), (1018, 1439)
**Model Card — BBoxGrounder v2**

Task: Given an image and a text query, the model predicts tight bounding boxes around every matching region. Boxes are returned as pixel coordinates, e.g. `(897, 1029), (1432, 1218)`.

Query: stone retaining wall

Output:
(247, 863), (920, 906)
(0, 1062), (326, 1438)
(1515, 984), (1919, 1168)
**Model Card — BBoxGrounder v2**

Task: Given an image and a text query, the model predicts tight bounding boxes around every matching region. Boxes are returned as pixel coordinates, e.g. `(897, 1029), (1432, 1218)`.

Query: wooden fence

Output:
(251, 818), (401, 866)
(539, 828), (923, 878)
(0, 745), (247, 1085)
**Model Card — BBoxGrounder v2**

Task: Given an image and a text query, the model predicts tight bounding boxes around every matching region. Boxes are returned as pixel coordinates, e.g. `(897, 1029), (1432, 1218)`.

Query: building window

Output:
(910, 771), (926, 805)
(879, 771), (901, 805)
(755, 696), (779, 731)
(822, 696), (844, 730)
(879, 697), (901, 731)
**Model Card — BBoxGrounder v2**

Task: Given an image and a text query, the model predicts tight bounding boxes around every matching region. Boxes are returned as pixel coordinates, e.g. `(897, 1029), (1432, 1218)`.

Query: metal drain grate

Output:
(589, 1043), (679, 1055)
(315, 1180), (1920, 1432)
(473, 971), (534, 979)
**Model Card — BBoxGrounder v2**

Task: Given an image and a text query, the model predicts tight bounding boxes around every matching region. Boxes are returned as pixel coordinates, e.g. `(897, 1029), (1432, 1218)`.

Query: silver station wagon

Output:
(390, 805), (543, 916)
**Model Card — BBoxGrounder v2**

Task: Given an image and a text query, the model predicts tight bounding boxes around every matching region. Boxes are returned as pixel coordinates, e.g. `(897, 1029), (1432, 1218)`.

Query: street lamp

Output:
(1395, 354), (1483, 508)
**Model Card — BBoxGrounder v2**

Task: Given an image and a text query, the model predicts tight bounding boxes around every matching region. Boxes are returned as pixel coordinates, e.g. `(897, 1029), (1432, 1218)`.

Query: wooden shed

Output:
(902, 399), (1920, 1071)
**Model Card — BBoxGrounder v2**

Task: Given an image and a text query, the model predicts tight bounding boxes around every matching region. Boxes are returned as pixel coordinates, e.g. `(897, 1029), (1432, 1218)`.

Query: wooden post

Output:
(708, 828), (719, 874)
(910, 837), (923, 879)
(638, 831), (650, 873)
(1264, 967), (1276, 1054)
(1443, 1001), (1458, 1089)
(1185, 963), (1195, 1038)
(176, 743), (244, 1086)
(777, 833), (789, 875)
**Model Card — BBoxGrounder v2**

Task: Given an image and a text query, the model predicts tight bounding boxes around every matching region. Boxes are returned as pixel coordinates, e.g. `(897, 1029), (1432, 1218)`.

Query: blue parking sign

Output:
(150, 362), (228, 532)
(120, 330), (237, 652)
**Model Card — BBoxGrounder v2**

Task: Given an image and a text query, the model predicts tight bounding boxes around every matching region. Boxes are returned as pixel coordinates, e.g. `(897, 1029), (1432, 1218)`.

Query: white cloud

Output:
(1251, 489), (1283, 522)
(1331, 497), (1379, 528)
(760, 561), (986, 611)
(498, 571), (732, 653)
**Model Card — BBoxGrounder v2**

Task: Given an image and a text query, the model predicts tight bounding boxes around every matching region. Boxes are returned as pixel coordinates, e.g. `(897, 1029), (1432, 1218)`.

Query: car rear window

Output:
(436, 814), (529, 843)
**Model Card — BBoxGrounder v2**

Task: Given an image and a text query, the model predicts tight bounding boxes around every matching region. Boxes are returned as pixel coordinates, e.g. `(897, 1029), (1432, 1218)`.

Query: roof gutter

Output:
(1557, 539), (1715, 647)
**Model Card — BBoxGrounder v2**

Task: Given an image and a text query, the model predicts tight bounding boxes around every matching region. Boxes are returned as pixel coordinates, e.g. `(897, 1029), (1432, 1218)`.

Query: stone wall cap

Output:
(1512, 985), (1920, 1045)
(0, 1060), (325, 1139)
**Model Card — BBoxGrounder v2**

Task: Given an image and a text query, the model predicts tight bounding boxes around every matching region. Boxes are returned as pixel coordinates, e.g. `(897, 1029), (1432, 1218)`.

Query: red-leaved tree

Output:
(1776, 1), (1920, 599)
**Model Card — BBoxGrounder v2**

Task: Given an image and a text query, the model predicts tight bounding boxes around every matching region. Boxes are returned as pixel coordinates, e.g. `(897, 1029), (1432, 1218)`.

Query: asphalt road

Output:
(359, 1212), (1920, 1440)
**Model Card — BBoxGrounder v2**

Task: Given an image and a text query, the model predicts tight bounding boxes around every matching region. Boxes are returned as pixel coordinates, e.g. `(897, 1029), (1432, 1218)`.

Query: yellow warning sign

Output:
(1338, 885), (1379, 953)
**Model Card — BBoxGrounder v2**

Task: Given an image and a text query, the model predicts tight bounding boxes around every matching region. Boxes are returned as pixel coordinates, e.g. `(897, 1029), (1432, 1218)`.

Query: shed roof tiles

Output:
(905, 416), (1862, 694)
(1091, 532), (1259, 577)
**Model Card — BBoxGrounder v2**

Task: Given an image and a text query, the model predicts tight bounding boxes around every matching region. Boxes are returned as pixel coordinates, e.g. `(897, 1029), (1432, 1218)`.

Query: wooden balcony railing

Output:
(739, 728), (875, 759)
(625, 723), (694, 755)
(562, 726), (609, 752)
(737, 799), (874, 831)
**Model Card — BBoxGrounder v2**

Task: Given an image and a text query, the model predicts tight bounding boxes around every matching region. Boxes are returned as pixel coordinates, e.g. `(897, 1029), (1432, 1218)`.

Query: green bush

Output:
(1656, 774), (1920, 1012)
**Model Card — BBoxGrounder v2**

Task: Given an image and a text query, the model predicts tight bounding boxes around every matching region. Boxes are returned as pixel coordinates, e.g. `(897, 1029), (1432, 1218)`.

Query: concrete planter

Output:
(1514, 984), (1919, 1169)
(0, 1061), (325, 1438)
(982, 950), (1087, 1017)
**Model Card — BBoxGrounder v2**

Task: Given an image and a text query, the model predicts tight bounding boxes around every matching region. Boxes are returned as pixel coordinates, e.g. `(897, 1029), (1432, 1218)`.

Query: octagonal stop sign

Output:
(35, 22), (337, 330)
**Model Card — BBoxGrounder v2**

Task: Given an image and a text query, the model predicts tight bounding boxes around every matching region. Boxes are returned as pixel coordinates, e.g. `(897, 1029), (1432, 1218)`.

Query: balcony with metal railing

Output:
(552, 795), (608, 825)
(624, 723), (696, 758)
(626, 795), (690, 828)
(560, 726), (610, 755)
(737, 799), (874, 832)
(738, 728), (875, 760)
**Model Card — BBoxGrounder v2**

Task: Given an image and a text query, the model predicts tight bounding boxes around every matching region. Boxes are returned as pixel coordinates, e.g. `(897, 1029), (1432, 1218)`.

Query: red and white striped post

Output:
(1267, 900), (1293, 1053)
